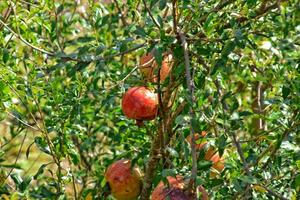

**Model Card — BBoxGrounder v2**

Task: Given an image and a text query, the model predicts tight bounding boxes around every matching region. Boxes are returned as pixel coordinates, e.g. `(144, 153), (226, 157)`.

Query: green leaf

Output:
(10, 173), (22, 186)
(2, 48), (9, 63)
(166, 147), (179, 158)
(162, 169), (177, 178)
(33, 164), (48, 180)
(221, 40), (236, 57)
(159, 0), (167, 10)
(216, 134), (227, 156)
(68, 149), (80, 165)
(191, 118), (201, 133)
(134, 26), (147, 37)
(56, 5), (64, 15)
(282, 85), (291, 99)
(295, 173), (300, 188)
(150, 0), (160, 8)
(34, 137), (51, 154)
(153, 47), (164, 65)
(19, 177), (32, 192)
(198, 160), (213, 171)
(26, 141), (35, 159)
(239, 176), (257, 184)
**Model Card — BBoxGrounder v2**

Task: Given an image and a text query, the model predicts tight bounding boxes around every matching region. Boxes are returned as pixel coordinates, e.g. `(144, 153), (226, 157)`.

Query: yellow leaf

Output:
(0, 170), (6, 186)
(1, 194), (10, 200)
(85, 192), (93, 200)
(252, 184), (267, 193)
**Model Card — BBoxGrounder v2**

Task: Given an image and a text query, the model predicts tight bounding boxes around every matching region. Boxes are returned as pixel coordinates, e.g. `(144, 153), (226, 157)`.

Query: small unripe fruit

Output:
(105, 159), (142, 200)
(122, 86), (158, 121)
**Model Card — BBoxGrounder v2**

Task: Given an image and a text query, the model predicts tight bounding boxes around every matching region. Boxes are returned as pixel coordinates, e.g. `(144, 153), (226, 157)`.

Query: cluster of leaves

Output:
(0, 0), (299, 199)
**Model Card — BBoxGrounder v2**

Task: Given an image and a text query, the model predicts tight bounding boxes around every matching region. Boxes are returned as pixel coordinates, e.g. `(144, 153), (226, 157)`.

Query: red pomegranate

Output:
(151, 176), (209, 200)
(186, 132), (225, 176)
(105, 159), (142, 200)
(140, 52), (173, 83)
(122, 86), (158, 122)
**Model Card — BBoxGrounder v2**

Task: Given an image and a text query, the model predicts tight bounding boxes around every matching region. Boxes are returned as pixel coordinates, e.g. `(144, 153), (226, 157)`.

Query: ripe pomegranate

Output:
(204, 147), (225, 176)
(186, 133), (225, 175)
(211, 159), (225, 177)
(151, 176), (209, 200)
(122, 86), (158, 123)
(140, 52), (173, 83)
(105, 159), (142, 200)
(186, 131), (208, 150)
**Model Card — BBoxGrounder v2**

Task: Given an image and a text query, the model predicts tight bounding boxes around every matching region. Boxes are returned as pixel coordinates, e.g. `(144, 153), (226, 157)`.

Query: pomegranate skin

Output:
(186, 132), (225, 175)
(105, 159), (142, 200)
(122, 86), (158, 120)
(140, 53), (173, 83)
(186, 131), (208, 150)
(151, 176), (209, 200)
(204, 148), (225, 175)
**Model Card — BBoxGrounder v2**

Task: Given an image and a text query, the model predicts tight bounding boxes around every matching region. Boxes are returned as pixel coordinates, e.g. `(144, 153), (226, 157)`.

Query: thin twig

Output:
(68, 156), (78, 200)
(113, 0), (128, 26)
(232, 132), (251, 176)
(1, 17), (147, 63)
(0, 5), (12, 30)
(5, 131), (28, 180)
(260, 185), (289, 200)
(54, 9), (64, 52)
(5, 111), (39, 131)
(214, 77), (253, 198)
(106, 66), (140, 90)
(0, 74), (59, 167)
(60, 43), (147, 62)
(262, 112), (299, 169)
(0, 19), (55, 56)
(142, 0), (161, 29)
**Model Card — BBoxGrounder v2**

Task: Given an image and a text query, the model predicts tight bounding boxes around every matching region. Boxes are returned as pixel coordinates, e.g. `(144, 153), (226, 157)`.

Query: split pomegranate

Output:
(140, 52), (173, 83)
(151, 176), (209, 200)
(122, 86), (158, 121)
(105, 159), (142, 200)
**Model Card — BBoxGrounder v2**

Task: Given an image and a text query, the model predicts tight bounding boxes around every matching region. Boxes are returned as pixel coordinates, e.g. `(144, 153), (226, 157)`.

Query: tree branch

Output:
(177, 27), (197, 195)
(1, 17), (147, 64)
(172, 0), (177, 34)
(0, 5), (12, 30)
(140, 122), (163, 200)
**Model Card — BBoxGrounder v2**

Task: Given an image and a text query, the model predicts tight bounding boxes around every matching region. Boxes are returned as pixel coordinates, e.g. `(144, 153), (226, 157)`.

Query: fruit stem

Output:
(136, 120), (144, 127)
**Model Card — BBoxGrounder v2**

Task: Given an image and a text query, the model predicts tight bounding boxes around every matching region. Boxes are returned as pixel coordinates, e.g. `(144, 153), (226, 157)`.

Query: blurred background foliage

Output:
(0, 0), (299, 199)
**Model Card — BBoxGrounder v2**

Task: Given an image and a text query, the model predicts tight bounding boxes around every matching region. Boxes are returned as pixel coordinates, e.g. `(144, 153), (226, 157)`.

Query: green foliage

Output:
(0, 0), (299, 199)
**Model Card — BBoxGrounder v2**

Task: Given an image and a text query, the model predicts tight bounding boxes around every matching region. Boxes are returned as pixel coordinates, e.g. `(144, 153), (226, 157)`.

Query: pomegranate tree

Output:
(122, 86), (158, 123)
(105, 159), (142, 200)
(151, 176), (209, 200)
